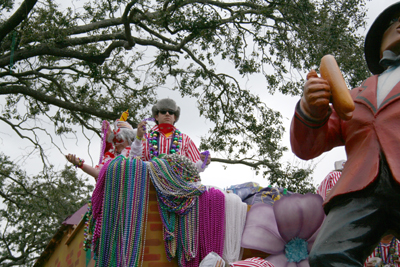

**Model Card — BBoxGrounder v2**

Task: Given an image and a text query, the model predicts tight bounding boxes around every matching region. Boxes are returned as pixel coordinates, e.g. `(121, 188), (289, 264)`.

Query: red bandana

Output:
(158, 123), (175, 135)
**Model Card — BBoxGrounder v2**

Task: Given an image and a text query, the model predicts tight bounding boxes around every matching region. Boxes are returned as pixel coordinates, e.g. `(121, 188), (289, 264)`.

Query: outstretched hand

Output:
(65, 153), (80, 166)
(300, 69), (331, 120)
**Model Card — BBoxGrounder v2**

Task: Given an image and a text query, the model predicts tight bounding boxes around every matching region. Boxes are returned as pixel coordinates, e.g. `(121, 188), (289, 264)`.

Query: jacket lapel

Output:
(354, 75), (378, 114)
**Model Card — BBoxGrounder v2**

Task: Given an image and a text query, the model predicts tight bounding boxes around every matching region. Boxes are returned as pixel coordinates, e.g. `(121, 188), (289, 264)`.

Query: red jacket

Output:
(291, 75), (400, 206)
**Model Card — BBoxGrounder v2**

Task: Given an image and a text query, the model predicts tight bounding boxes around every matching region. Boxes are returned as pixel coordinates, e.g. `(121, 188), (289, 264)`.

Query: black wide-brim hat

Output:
(365, 2), (400, 75)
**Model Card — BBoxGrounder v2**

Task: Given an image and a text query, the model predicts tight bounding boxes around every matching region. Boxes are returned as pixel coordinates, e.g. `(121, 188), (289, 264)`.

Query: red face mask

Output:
(158, 123), (175, 135)
(113, 129), (124, 144)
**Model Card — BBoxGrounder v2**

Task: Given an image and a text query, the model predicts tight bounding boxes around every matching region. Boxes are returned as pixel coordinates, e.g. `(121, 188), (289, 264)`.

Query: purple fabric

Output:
(200, 151), (210, 169)
(99, 120), (109, 165)
(92, 160), (111, 220)
(62, 204), (88, 225)
(241, 193), (325, 267)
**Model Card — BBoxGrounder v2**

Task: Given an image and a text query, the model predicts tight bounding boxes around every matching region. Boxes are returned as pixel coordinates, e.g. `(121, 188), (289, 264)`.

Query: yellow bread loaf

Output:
(320, 55), (355, 121)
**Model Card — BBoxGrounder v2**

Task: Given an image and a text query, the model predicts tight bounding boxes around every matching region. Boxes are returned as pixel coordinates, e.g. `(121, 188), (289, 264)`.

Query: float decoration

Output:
(241, 193), (325, 267)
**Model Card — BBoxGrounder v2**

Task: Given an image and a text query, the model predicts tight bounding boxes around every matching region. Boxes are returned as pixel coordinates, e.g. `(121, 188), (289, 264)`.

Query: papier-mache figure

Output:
(317, 162), (400, 267)
(290, 2), (400, 266)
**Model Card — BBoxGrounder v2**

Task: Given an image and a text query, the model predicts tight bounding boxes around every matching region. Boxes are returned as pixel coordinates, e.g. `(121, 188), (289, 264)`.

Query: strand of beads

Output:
(149, 129), (182, 158)
(378, 236), (399, 265)
(95, 156), (150, 267)
(222, 192), (248, 264)
(147, 154), (205, 266)
(91, 159), (112, 254)
(83, 200), (93, 251)
(186, 187), (225, 267)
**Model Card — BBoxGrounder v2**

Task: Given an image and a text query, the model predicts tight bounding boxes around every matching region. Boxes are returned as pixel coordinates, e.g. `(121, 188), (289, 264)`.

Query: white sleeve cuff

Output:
(195, 160), (208, 173)
(129, 139), (143, 158)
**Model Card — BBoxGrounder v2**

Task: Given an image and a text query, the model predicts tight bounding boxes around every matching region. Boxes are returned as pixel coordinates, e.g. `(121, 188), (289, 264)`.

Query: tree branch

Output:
(0, 0), (38, 43)
(212, 157), (275, 169)
(0, 41), (129, 67)
(0, 85), (133, 124)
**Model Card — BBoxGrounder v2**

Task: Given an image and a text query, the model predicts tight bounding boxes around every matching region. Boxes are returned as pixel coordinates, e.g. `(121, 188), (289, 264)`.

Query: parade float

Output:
(34, 108), (326, 267)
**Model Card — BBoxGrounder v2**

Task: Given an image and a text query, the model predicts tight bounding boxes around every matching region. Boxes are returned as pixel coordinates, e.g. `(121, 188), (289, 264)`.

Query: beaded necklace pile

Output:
(91, 159), (112, 254)
(148, 154), (205, 266)
(186, 187), (226, 267)
(95, 156), (150, 267)
(89, 152), (208, 267)
(222, 192), (248, 264)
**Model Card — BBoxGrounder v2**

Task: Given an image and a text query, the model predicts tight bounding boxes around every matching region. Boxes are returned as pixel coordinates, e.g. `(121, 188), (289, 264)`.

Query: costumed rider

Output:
(290, 2), (400, 266)
(365, 234), (400, 267)
(130, 98), (211, 172)
(66, 111), (137, 180)
(316, 160), (345, 200)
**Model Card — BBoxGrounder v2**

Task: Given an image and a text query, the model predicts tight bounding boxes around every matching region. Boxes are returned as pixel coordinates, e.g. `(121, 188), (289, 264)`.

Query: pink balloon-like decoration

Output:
(241, 193), (325, 267)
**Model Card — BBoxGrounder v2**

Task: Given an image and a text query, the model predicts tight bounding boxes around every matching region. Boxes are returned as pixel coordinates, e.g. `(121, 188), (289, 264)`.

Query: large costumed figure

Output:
(317, 162), (400, 267)
(290, 2), (400, 266)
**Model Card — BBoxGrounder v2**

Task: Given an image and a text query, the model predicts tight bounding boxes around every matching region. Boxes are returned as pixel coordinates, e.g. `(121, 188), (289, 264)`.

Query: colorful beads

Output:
(149, 129), (182, 158)
(92, 154), (205, 267)
(75, 158), (85, 168)
(148, 154), (205, 265)
(95, 156), (150, 267)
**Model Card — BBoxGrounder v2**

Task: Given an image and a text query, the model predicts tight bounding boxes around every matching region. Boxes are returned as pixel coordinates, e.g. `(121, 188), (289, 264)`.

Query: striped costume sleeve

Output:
(317, 171), (342, 200)
(230, 257), (275, 267)
(180, 133), (201, 162)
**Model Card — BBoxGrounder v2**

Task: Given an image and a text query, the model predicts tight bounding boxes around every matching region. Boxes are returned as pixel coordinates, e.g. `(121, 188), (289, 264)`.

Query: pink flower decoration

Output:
(241, 193), (325, 267)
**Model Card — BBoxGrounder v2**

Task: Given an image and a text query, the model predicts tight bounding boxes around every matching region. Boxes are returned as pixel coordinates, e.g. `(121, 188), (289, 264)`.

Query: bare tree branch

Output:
(0, 85), (134, 124)
(0, 0), (38, 43)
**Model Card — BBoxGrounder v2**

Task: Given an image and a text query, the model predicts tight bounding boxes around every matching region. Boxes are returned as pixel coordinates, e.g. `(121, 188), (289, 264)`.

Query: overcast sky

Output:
(1, 0), (398, 191)
(201, 0), (400, 189)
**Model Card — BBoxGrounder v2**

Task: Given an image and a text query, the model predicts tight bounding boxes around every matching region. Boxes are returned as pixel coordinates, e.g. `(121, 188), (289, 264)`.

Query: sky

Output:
(1, 0), (398, 192)
(201, 0), (400, 189)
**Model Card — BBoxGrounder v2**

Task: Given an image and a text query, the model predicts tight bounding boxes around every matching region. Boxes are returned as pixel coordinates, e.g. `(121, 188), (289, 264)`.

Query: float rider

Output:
(130, 98), (211, 172)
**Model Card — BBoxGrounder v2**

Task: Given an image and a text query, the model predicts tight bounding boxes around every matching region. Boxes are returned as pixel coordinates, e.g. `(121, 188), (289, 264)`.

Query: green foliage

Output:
(0, 153), (93, 267)
(267, 163), (317, 194)
(0, 0), (371, 180)
(0, 0), (373, 264)
(0, 0), (370, 163)
(0, 1), (371, 178)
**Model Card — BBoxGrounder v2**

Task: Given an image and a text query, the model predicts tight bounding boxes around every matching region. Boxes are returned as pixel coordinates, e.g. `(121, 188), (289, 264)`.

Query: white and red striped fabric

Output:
(316, 171), (342, 200)
(141, 125), (201, 162)
(365, 241), (400, 266)
(230, 257), (275, 267)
